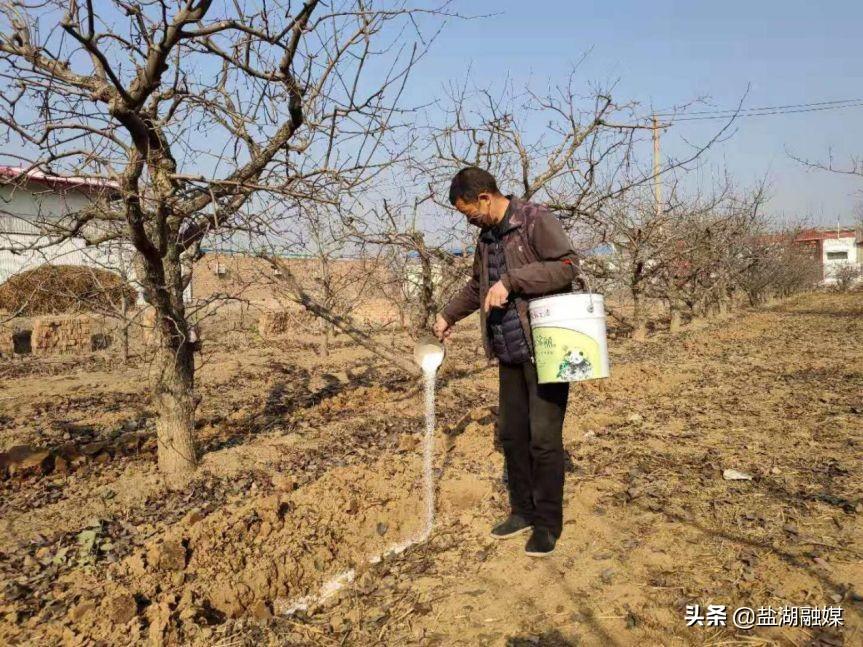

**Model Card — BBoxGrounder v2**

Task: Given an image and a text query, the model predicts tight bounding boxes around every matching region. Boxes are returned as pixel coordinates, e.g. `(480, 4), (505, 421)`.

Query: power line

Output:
(646, 96), (863, 211)
(668, 101), (863, 122)
(654, 97), (863, 118)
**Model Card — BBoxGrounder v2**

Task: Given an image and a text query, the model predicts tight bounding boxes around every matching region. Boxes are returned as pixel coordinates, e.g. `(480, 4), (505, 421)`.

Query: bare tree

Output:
(660, 184), (768, 323)
(348, 193), (472, 334)
(261, 199), (396, 358)
(256, 193), (471, 375)
(0, 0), (447, 484)
(576, 177), (795, 339)
(422, 73), (740, 224)
(598, 191), (680, 340)
(831, 262), (862, 292)
(730, 219), (820, 306)
(263, 253), (419, 375)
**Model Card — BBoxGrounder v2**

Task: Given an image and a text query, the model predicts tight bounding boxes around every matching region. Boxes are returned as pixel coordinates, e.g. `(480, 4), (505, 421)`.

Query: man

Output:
(433, 167), (582, 557)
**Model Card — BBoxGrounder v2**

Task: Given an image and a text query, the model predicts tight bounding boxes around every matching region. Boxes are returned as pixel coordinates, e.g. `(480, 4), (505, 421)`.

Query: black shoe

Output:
(490, 514), (532, 540)
(525, 527), (557, 557)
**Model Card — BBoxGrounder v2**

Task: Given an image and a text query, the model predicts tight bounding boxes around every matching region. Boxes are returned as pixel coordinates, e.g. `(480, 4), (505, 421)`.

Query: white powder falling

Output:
(278, 348), (443, 617)
(419, 347), (444, 373)
(419, 361), (438, 540)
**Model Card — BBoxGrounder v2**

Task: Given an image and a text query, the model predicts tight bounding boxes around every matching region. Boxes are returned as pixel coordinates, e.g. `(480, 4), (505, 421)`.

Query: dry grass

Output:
(0, 265), (136, 316)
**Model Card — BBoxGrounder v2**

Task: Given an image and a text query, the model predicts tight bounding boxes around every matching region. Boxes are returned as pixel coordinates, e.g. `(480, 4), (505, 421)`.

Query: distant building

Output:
(793, 228), (862, 284)
(405, 245), (474, 259)
(402, 246), (473, 299)
(0, 166), (130, 286)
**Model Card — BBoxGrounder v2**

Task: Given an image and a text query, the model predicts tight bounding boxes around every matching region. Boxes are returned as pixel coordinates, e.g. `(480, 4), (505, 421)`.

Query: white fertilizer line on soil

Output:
(277, 360), (441, 617)
(280, 569), (357, 616)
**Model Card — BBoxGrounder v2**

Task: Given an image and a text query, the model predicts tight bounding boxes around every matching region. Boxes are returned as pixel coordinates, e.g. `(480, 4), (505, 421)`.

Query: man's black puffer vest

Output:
(482, 218), (530, 365)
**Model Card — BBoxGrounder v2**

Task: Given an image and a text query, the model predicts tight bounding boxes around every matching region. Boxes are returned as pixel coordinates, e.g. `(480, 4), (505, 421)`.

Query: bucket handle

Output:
(572, 265), (595, 313)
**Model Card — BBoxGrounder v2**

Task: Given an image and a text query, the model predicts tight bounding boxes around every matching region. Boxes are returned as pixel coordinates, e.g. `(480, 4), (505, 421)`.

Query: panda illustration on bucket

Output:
(555, 348), (593, 381)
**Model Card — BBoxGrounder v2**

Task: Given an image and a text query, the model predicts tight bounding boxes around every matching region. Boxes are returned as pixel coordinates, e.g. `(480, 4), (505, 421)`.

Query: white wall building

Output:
(0, 166), (134, 287)
(794, 228), (863, 285)
(822, 236), (859, 282)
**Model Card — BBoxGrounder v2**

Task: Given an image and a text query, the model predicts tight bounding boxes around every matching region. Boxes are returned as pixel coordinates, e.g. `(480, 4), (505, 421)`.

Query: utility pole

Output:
(652, 114), (661, 217)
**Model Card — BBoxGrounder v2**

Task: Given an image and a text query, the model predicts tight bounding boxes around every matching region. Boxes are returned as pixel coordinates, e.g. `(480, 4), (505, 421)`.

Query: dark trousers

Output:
(498, 361), (569, 537)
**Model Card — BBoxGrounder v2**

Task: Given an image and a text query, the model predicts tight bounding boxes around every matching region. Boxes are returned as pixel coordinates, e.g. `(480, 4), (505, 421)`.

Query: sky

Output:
(3, 0), (861, 232)
(407, 0), (863, 227)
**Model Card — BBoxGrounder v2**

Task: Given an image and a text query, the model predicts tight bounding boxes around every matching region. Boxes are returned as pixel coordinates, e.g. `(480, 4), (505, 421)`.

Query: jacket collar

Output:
(480, 195), (522, 241)
(503, 195), (527, 231)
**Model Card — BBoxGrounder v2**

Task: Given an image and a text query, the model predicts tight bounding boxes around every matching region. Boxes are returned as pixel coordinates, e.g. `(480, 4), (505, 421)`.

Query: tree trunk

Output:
(669, 305), (682, 333)
(419, 250), (436, 333)
(122, 324), (131, 364)
(705, 302), (716, 319)
(715, 280), (729, 317)
(153, 337), (198, 487)
(320, 322), (330, 358)
(147, 242), (198, 485)
(320, 257), (334, 359)
(631, 289), (647, 341)
(121, 293), (131, 364)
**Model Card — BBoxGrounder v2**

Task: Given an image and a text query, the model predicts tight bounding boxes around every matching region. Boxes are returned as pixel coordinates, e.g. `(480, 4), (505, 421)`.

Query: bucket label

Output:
(532, 326), (603, 383)
(529, 306), (552, 324)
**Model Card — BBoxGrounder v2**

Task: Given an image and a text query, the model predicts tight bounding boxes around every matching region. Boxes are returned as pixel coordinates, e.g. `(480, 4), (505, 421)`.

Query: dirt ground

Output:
(0, 292), (861, 646)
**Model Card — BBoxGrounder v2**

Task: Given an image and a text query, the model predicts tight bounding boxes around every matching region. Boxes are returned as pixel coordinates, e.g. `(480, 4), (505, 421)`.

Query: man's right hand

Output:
(433, 314), (452, 342)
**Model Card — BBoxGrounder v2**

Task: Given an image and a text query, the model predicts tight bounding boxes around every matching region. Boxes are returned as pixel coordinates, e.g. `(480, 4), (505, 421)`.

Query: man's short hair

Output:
(448, 167), (500, 205)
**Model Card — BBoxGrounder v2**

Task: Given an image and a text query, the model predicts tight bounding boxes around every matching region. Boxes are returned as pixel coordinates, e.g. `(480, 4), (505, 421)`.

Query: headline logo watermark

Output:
(685, 604), (844, 629)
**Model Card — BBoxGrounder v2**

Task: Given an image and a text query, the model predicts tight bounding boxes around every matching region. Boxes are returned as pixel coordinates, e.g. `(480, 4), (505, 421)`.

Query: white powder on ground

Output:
(277, 569), (356, 615)
(278, 348), (444, 616)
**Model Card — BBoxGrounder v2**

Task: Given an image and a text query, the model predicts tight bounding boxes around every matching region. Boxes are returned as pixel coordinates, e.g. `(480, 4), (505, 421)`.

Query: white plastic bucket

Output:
(528, 293), (610, 384)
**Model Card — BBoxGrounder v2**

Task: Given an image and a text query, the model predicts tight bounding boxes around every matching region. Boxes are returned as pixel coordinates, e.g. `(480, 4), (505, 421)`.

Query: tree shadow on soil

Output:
(505, 629), (580, 646)
(758, 478), (860, 517)
(198, 364), (381, 454)
(655, 505), (862, 623)
(487, 557), (625, 647)
(778, 366), (863, 386)
(783, 308), (863, 319)
(532, 561), (625, 647)
(437, 361), (495, 387)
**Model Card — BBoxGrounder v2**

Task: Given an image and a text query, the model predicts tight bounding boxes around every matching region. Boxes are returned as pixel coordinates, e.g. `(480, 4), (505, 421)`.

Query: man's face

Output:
(453, 194), (493, 228)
